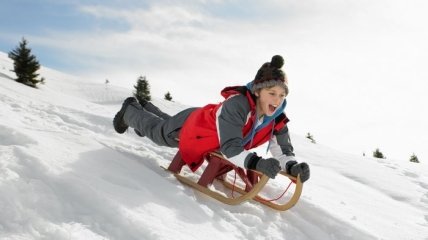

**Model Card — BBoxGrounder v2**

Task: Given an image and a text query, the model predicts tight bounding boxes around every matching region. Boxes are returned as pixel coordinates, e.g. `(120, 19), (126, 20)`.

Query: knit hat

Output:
(251, 55), (288, 94)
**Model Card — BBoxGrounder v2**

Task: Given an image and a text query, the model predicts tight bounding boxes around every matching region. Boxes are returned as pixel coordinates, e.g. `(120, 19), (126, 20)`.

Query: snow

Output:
(1, 51), (427, 240)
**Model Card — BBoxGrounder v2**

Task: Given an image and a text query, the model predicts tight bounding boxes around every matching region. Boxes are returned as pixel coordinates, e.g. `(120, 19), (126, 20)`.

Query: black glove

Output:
(245, 153), (281, 179)
(256, 158), (281, 179)
(285, 161), (310, 183)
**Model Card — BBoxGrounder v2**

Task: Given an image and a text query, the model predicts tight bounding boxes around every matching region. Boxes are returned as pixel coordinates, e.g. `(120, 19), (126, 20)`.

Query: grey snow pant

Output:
(123, 101), (197, 147)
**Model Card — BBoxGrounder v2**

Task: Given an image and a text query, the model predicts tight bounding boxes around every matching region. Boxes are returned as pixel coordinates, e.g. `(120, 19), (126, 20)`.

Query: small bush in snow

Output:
(306, 132), (316, 144)
(133, 75), (151, 103)
(409, 153), (419, 163)
(8, 38), (43, 88)
(164, 91), (173, 101)
(373, 148), (386, 159)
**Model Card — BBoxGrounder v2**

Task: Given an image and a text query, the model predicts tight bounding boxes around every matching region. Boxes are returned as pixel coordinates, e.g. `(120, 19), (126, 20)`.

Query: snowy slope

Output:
(1, 51), (427, 240)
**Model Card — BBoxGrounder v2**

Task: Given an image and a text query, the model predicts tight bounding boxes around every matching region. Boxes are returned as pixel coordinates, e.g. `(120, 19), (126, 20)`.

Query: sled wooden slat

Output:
(221, 172), (303, 211)
(173, 172), (269, 205)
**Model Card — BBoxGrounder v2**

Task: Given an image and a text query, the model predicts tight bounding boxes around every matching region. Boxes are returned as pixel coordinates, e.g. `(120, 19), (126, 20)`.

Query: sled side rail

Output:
(221, 171), (303, 211)
(174, 173), (269, 205)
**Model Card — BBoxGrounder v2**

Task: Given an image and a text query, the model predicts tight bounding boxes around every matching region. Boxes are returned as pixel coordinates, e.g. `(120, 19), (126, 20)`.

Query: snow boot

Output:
(113, 97), (137, 134)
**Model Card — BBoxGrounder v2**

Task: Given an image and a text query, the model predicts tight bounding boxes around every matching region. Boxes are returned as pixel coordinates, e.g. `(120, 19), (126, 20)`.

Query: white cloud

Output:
(79, 4), (206, 31)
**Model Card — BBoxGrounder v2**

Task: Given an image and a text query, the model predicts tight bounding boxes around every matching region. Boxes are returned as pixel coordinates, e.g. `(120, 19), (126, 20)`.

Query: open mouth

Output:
(269, 104), (278, 113)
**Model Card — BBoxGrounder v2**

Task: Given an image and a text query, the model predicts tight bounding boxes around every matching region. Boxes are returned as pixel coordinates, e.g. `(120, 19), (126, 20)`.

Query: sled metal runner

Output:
(166, 151), (303, 210)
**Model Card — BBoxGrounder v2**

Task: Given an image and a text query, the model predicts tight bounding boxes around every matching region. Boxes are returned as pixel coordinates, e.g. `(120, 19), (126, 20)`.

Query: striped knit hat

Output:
(251, 55), (288, 95)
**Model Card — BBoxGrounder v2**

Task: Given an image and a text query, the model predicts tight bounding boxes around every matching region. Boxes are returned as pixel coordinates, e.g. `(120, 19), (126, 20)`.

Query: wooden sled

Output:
(166, 151), (303, 210)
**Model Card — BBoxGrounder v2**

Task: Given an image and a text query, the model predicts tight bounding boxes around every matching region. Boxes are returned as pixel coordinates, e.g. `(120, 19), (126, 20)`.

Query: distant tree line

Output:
(6, 38), (176, 102)
(371, 148), (420, 163)
(303, 132), (420, 163)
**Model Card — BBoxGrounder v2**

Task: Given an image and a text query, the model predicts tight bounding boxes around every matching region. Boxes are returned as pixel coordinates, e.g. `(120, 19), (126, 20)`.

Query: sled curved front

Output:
(221, 171), (303, 211)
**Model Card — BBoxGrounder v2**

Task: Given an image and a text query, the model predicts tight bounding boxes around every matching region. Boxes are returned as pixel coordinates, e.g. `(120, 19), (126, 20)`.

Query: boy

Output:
(113, 55), (310, 181)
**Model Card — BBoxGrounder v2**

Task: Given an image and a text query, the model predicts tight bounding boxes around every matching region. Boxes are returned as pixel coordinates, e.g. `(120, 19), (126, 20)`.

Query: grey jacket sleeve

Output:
(274, 125), (295, 156)
(217, 94), (251, 158)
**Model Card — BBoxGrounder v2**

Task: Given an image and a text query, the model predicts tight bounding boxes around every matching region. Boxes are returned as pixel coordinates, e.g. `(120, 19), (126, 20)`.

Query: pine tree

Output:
(373, 148), (386, 159)
(409, 153), (419, 163)
(164, 91), (173, 101)
(133, 76), (151, 103)
(8, 38), (42, 87)
(306, 132), (316, 144)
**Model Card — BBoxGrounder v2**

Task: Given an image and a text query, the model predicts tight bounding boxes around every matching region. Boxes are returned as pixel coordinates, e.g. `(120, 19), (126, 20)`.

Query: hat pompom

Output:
(270, 55), (284, 69)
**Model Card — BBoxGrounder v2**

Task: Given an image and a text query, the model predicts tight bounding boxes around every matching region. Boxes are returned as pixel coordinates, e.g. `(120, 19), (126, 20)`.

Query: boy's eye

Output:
(268, 92), (286, 99)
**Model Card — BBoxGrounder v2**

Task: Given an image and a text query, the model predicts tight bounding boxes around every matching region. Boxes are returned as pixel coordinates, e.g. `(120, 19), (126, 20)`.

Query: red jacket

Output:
(178, 86), (288, 171)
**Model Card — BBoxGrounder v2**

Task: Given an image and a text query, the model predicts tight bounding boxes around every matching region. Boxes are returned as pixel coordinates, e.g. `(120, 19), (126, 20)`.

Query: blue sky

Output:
(1, 0), (428, 161)
(0, 0), (140, 71)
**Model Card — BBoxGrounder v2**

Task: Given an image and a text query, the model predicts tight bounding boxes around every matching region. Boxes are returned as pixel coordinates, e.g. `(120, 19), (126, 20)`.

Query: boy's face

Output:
(255, 85), (286, 117)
